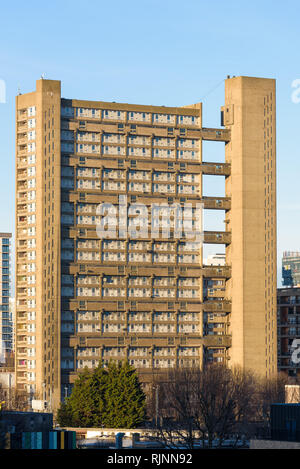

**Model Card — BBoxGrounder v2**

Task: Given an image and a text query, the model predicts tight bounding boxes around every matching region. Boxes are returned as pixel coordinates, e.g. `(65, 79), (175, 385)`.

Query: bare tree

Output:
(151, 364), (257, 448)
(0, 384), (29, 412)
(153, 368), (198, 449)
(255, 372), (287, 427)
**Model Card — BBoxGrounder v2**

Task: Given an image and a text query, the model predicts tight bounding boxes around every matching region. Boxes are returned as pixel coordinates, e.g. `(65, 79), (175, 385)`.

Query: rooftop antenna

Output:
(17, 84), (21, 95)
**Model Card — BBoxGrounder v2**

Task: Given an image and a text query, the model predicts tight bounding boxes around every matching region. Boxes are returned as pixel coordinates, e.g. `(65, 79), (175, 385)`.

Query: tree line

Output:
(0, 360), (290, 448)
(149, 365), (286, 448)
(56, 360), (288, 448)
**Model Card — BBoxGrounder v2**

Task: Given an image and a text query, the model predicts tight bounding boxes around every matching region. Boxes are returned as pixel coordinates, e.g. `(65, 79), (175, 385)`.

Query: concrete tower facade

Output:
(223, 77), (277, 376)
(15, 77), (277, 410)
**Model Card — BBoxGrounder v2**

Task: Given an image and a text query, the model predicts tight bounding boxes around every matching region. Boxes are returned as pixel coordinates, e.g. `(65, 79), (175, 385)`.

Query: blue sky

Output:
(0, 0), (299, 287)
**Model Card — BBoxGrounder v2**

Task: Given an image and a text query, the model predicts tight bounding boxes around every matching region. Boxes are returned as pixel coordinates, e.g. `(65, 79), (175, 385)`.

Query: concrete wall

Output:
(250, 439), (300, 449)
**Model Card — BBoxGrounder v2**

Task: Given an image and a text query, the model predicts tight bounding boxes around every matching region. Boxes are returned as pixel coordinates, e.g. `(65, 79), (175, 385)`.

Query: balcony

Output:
(202, 196), (231, 210)
(17, 170), (27, 181)
(17, 193), (27, 203)
(204, 231), (231, 245)
(17, 361), (27, 369)
(17, 110), (27, 120)
(17, 123), (28, 132)
(17, 251), (27, 263)
(203, 335), (232, 347)
(201, 162), (231, 176)
(17, 206), (27, 216)
(17, 157), (28, 168)
(16, 314), (27, 323)
(202, 265), (231, 278)
(202, 300), (231, 313)
(207, 288), (225, 298)
(200, 128), (231, 142)
(17, 289), (27, 298)
(17, 240), (27, 249)
(17, 136), (27, 145)
(17, 148), (27, 157)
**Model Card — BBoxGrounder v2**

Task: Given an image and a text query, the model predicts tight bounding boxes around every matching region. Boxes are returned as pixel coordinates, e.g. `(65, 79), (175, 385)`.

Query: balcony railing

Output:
(204, 231), (232, 245)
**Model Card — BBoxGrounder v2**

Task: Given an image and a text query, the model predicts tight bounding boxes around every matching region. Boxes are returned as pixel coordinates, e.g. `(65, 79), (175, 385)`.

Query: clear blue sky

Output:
(0, 0), (299, 287)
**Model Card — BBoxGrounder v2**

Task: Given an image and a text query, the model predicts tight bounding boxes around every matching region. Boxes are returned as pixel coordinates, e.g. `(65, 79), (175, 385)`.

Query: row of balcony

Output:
(60, 229), (232, 245)
(63, 158), (231, 175)
(62, 118), (229, 140)
(62, 333), (231, 352)
(62, 264), (231, 278)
